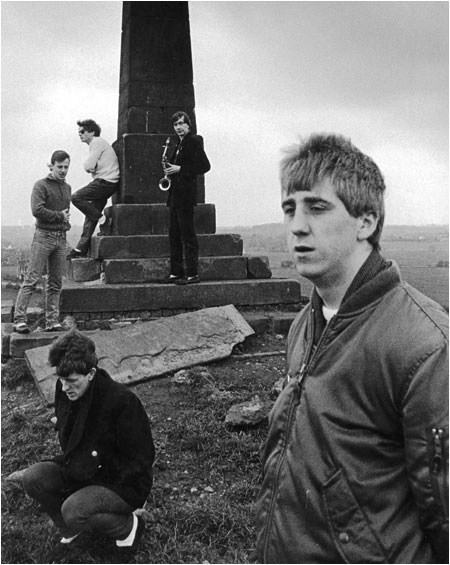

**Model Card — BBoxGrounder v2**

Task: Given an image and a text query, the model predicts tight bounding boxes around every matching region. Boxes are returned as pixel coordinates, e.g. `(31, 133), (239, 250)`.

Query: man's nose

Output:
(61, 380), (69, 391)
(291, 209), (310, 234)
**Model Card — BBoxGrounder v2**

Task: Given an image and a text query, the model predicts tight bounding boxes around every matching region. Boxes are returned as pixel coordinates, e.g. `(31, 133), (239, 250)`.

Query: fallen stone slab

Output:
(25, 304), (254, 405)
(225, 395), (274, 428)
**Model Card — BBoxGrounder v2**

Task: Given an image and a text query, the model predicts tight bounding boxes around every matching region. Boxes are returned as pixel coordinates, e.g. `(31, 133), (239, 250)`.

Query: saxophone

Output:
(159, 137), (171, 191)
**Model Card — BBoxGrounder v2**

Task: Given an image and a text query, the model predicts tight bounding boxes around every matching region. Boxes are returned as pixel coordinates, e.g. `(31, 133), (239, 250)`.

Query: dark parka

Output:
(256, 262), (448, 564)
(166, 132), (211, 209)
(53, 369), (155, 509)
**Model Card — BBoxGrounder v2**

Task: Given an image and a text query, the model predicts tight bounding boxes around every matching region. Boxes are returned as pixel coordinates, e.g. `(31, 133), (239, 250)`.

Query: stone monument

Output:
(62, 1), (301, 325)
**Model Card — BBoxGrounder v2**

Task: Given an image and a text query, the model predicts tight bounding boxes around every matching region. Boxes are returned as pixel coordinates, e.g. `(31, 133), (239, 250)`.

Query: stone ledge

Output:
(90, 233), (243, 260)
(102, 203), (216, 236)
(103, 256), (252, 283)
(60, 279), (301, 314)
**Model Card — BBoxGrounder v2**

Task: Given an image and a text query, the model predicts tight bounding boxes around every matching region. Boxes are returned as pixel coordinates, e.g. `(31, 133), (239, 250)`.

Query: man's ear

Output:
(357, 212), (378, 242)
(87, 368), (96, 382)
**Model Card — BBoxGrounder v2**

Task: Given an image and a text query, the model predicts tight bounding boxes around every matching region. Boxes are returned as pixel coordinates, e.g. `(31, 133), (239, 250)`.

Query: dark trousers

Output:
(169, 206), (199, 277)
(22, 461), (134, 540)
(71, 178), (118, 253)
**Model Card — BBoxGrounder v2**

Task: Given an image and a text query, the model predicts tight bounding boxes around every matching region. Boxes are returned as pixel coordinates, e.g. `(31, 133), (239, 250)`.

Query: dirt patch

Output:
(1, 333), (287, 564)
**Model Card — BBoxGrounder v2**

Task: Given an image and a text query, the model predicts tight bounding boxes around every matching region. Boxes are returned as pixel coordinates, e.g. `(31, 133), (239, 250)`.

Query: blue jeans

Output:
(72, 178), (118, 253)
(22, 462), (134, 540)
(14, 229), (67, 327)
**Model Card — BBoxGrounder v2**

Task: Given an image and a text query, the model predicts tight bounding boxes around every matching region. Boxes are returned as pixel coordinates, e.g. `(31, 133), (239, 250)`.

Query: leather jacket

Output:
(256, 262), (448, 563)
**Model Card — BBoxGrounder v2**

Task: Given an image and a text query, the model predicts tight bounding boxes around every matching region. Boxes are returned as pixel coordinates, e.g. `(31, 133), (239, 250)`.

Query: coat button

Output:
(339, 532), (350, 543)
(91, 450), (98, 457)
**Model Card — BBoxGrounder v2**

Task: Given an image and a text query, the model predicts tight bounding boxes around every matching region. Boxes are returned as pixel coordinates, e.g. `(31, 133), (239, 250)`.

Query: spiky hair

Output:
(280, 133), (385, 249)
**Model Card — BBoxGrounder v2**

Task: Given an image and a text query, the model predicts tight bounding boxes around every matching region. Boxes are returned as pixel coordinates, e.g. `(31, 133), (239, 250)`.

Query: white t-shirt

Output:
(322, 305), (338, 322)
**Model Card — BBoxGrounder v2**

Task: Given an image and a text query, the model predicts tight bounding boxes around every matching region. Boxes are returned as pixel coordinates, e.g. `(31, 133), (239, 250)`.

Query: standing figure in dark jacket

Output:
(163, 111), (211, 285)
(255, 133), (448, 564)
(13, 150), (71, 334)
(19, 329), (155, 555)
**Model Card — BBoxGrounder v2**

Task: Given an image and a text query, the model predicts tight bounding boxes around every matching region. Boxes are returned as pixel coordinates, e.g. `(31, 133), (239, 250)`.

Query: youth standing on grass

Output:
(255, 133), (448, 563)
(16, 329), (155, 556)
(13, 150), (71, 334)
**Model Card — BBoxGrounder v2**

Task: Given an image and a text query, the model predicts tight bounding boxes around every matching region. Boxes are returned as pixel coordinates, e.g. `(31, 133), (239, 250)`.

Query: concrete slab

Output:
(25, 304), (255, 405)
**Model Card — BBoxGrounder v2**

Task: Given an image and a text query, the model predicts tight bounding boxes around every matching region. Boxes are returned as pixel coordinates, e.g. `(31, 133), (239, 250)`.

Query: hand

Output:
(62, 208), (70, 222)
(164, 163), (181, 176)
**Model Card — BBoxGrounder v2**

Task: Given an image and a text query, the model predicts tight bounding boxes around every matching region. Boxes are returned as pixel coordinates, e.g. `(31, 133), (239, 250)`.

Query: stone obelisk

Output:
(113, 1), (205, 210)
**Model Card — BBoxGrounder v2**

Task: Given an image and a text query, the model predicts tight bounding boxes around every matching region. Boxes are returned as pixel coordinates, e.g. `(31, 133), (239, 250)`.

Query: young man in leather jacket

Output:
(256, 133), (448, 564)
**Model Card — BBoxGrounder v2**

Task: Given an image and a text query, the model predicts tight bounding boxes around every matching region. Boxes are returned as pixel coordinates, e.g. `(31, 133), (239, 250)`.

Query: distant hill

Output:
(1, 223), (448, 254)
(1, 225), (82, 251)
(217, 224), (448, 253)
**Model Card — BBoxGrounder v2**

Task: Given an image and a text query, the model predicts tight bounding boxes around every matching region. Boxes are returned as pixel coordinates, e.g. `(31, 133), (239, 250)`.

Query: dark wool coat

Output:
(166, 132), (211, 209)
(53, 369), (155, 509)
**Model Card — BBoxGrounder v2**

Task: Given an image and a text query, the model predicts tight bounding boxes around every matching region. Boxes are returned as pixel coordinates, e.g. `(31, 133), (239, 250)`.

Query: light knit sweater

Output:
(84, 137), (120, 182)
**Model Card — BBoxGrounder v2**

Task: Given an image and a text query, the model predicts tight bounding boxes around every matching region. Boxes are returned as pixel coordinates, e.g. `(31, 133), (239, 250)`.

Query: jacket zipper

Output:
(430, 427), (448, 518)
(262, 306), (334, 557)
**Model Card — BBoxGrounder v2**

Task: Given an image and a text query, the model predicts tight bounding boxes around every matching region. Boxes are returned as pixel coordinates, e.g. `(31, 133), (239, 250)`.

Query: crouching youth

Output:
(18, 329), (155, 555)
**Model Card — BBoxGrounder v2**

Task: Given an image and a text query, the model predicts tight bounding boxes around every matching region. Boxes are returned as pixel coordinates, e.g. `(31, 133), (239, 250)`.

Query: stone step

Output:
(60, 278), (301, 317)
(102, 256), (270, 284)
(90, 233), (243, 260)
(102, 203), (215, 236)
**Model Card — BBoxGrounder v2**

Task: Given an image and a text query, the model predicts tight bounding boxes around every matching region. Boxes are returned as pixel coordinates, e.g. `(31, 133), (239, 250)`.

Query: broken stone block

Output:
(225, 395), (274, 428)
(171, 366), (213, 386)
(246, 256), (272, 279)
(25, 305), (254, 405)
(67, 258), (101, 282)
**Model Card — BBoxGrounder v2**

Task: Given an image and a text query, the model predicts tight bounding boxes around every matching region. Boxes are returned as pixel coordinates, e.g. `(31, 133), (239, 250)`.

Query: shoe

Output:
(176, 275), (201, 285)
(161, 274), (183, 284)
(44, 323), (65, 332)
(60, 532), (81, 544)
(97, 214), (108, 235)
(116, 515), (145, 555)
(67, 249), (86, 259)
(14, 322), (30, 334)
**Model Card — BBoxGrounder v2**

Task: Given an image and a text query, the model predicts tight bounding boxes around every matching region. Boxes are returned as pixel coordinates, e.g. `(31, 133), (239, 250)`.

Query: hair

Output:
(77, 119), (101, 137)
(171, 111), (191, 128)
(50, 150), (70, 164)
(48, 329), (98, 377)
(280, 133), (386, 249)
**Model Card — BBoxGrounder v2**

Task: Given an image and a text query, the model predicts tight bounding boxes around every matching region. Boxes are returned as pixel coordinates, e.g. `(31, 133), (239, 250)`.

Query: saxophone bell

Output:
(159, 137), (172, 191)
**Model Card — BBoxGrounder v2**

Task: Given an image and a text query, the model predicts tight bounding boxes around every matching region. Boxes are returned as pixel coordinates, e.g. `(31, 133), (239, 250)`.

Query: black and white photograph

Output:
(2, 1), (448, 564)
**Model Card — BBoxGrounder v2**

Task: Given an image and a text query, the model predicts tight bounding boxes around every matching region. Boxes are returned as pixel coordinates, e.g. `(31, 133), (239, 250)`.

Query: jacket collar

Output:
(310, 251), (400, 319)
(45, 173), (67, 186)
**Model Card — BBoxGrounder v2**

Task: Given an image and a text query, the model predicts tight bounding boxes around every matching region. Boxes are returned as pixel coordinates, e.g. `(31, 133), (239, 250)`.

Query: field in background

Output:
(248, 238), (448, 309)
(2, 225), (448, 309)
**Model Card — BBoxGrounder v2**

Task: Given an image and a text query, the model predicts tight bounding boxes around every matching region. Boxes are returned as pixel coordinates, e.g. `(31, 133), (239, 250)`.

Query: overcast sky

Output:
(1, 1), (448, 228)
